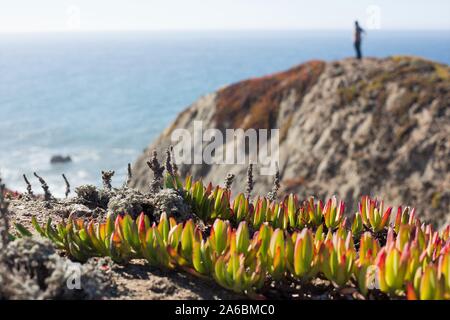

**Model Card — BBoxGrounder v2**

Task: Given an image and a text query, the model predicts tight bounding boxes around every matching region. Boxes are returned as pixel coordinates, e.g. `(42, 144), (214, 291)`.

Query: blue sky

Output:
(0, 0), (449, 32)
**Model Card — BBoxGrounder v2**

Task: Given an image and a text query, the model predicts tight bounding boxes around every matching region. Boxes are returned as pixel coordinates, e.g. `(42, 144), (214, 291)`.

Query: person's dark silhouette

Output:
(353, 21), (365, 59)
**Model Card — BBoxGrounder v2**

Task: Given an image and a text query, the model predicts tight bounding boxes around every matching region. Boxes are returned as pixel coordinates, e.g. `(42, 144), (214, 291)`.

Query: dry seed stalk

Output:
(62, 174), (70, 198)
(147, 150), (164, 194)
(223, 173), (235, 191)
(23, 174), (34, 198)
(165, 148), (174, 177)
(101, 170), (115, 191)
(126, 163), (132, 187)
(170, 145), (178, 176)
(33, 172), (53, 201)
(267, 163), (280, 201)
(245, 164), (254, 200)
(0, 175), (10, 249)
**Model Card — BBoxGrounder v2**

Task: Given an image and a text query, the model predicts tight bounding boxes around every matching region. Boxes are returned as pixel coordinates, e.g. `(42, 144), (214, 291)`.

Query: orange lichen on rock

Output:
(214, 60), (326, 131)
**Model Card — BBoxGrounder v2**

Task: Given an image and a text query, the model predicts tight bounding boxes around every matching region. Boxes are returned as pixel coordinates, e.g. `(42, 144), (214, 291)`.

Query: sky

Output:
(0, 0), (449, 33)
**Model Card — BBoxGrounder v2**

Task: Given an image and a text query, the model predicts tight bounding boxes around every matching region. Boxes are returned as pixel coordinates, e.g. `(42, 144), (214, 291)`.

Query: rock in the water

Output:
(50, 155), (72, 164)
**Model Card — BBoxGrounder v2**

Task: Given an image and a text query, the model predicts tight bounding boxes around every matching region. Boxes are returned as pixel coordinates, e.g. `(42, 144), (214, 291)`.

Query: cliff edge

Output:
(131, 56), (450, 226)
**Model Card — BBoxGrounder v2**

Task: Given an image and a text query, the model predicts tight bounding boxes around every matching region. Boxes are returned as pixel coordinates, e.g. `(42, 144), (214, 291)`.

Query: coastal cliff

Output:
(131, 56), (450, 225)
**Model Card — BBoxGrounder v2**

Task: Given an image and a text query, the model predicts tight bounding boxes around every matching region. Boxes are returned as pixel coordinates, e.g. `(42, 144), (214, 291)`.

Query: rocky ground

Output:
(2, 182), (243, 300)
(4, 197), (384, 300)
(2, 174), (391, 300)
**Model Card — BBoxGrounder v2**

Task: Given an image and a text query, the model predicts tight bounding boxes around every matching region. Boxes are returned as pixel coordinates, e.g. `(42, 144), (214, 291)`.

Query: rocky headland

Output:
(130, 56), (450, 226)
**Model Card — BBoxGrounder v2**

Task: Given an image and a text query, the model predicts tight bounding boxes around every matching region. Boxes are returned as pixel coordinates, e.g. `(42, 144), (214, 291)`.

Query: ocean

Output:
(1, 30), (449, 196)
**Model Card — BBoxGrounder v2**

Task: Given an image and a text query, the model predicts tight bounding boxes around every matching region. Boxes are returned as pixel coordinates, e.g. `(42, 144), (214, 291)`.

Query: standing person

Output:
(354, 21), (365, 60)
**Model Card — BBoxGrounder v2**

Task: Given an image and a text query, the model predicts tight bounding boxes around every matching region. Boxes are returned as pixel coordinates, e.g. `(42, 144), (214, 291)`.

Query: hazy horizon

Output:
(1, 0), (449, 33)
(2, 28), (450, 35)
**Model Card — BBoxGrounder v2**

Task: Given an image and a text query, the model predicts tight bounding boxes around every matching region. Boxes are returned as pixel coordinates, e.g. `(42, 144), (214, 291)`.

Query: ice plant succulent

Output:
(358, 196), (392, 233)
(407, 261), (449, 300)
(185, 179), (214, 222)
(351, 212), (364, 236)
(323, 196), (345, 230)
(21, 174), (450, 300)
(213, 252), (265, 294)
(394, 206), (417, 233)
(288, 228), (318, 279)
(375, 229), (415, 296)
(320, 232), (355, 287)
(354, 232), (379, 295)
(305, 197), (324, 228)
(209, 219), (231, 256)
(267, 229), (287, 280)
(250, 196), (268, 228)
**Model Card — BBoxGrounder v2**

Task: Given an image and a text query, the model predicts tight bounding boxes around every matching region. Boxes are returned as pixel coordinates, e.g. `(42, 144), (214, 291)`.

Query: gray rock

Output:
(107, 187), (153, 219)
(50, 155), (72, 164)
(151, 189), (191, 221)
(0, 237), (115, 299)
(69, 204), (92, 218)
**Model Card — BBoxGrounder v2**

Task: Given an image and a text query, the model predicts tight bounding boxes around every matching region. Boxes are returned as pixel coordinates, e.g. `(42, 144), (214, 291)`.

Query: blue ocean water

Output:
(1, 30), (449, 196)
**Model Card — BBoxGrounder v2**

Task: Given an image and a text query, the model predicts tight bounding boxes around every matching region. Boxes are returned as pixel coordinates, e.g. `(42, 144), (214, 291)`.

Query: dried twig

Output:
(170, 145), (178, 176)
(0, 175), (10, 249)
(223, 173), (235, 191)
(23, 174), (34, 198)
(165, 148), (174, 177)
(125, 163), (132, 187)
(245, 164), (254, 200)
(146, 150), (164, 194)
(267, 163), (280, 201)
(101, 170), (115, 191)
(33, 172), (53, 201)
(62, 174), (70, 198)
